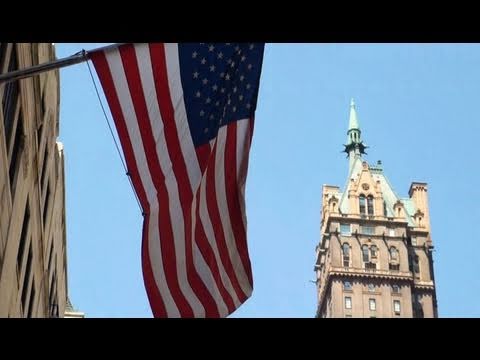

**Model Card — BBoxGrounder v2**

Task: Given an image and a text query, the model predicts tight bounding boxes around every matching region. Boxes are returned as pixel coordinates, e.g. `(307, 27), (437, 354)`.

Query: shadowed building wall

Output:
(0, 43), (69, 317)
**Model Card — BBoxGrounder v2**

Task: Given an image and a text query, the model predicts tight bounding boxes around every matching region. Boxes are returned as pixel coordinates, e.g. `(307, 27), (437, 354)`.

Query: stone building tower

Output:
(314, 100), (438, 318)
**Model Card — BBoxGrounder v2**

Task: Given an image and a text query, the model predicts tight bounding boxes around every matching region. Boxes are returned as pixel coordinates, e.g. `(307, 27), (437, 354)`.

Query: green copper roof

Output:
(348, 98), (360, 131)
(344, 99), (366, 151)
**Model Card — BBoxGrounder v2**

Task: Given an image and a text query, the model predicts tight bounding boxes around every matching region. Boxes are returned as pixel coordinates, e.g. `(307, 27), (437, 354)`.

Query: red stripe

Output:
(196, 145), (210, 173)
(119, 45), (194, 317)
(90, 50), (166, 317)
(141, 211), (167, 317)
(149, 44), (219, 317)
(249, 117), (255, 145)
(205, 138), (248, 303)
(225, 122), (253, 286)
(192, 168), (236, 314)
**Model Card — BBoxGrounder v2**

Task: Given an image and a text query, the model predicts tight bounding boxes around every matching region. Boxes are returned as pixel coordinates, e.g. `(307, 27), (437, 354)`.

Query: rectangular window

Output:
(345, 314), (352, 318)
(361, 226), (375, 235)
(343, 257), (350, 267)
(2, 49), (19, 150)
(21, 245), (32, 313)
(345, 297), (352, 309)
(27, 282), (36, 318)
(369, 298), (376, 311)
(16, 200), (30, 269)
(340, 224), (351, 235)
(389, 228), (395, 237)
(411, 236), (417, 246)
(43, 182), (50, 227)
(9, 110), (23, 190)
(365, 262), (377, 270)
(389, 263), (400, 271)
(394, 300), (401, 314)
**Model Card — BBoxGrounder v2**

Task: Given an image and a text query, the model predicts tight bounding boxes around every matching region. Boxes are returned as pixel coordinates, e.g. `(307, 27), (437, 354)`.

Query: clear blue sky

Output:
(56, 43), (480, 318)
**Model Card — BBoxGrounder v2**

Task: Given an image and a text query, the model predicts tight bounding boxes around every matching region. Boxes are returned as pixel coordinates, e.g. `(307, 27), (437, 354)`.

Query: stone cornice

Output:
(317, 266), (414, 311)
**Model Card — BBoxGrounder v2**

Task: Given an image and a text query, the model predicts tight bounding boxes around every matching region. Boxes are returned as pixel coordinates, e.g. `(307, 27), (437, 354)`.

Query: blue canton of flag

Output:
(178, 43), (264, 147)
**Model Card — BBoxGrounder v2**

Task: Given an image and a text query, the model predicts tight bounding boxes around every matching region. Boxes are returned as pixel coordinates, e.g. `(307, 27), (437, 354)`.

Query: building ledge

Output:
(328, 266), (413, 280)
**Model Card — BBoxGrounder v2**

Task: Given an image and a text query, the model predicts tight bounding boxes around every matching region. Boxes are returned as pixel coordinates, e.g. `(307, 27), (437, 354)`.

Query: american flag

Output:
(90, 43), (264, 317)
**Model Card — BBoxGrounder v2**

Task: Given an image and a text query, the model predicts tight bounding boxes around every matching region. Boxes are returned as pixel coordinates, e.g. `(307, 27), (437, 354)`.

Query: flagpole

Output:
(0, 43), (125, 85)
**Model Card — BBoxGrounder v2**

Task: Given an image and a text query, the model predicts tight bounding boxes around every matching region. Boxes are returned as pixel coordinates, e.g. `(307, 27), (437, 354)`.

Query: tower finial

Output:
(343, 99), (367, 167)
(348, 98), (360, 131)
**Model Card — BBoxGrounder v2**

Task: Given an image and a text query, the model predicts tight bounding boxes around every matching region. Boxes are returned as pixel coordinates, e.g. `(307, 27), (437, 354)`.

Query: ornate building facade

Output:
(0, 43), (70, 317)
(314, 100), (438, 318)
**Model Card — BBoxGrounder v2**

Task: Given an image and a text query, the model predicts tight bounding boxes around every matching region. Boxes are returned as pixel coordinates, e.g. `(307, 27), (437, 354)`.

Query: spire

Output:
(348, 98), (360, 131)
(343, 99), (367, 168)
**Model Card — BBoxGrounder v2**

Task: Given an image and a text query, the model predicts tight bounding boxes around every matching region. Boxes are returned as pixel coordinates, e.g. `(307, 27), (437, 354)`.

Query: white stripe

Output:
(214, 124), (253, 296)
(198, 158), (242, 308)
(236, 119), (251, 232)
(134, 44), (205, 317)
(191, 190), (229, 317)
(105, 48), (181, 317)
(164, 43), (202, 192)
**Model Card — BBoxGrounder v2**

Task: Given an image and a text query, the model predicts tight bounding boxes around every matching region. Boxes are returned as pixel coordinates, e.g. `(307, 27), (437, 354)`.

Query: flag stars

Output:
(249, 44), (254, 50)
(220, 88), (225, 93)
(215, 101), (220, 106)
(200, 110), (205, 117)
(233, 86), (237, 93)
(202, 78), (208, 85)
(225, 74), (231, 80)
(195, 91), (201, 98)
(246, 103), (251, 109)
(205, 97), (211, 104)
(217, 52), (224, 59)
(241, 55), (246, 62)
(212, 84), (218, 91)
(193, 71), (199, 79)
(240, 75), (245, 81)
(220, 72), (225, 78)
(209, 114), (214, 120)
(230, 61), (236, 68)
(246, 83), (251, 89)
(204, 127), (209, 133)
(192, 51), (198, 58)
(247, 64), (252, 70)
(209, 65), (216, 72)
(227, 58), (232, 64)
(201, 58), (206, 65)
(239, 95), (244, 101)
(232, 106), (236, 112)
(234, 45), (240, 52)
(208, 44), (215, 52)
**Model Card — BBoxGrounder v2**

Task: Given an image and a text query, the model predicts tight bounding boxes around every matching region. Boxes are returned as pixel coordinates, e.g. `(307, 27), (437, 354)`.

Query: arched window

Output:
(367, 195), (374, 215)
(362, 245), (369, 262)
(413, 255), (420, 273)
(342, 243), (350, 267)
(359, 195), (366, 215)
(390, 247), (398, 261)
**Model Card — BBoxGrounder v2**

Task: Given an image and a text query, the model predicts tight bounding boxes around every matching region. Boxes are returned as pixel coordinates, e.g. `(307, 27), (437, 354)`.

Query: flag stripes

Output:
(90, 43), (256, 317)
